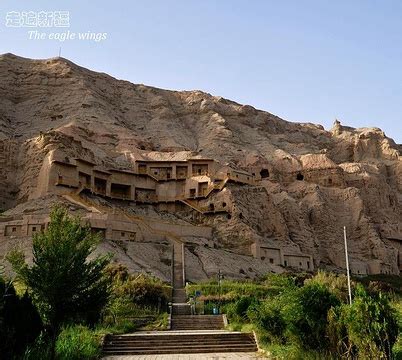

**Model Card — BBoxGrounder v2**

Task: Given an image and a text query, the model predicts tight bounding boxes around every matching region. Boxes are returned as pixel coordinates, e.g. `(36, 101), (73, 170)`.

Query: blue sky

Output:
(1, 0), (401, 143)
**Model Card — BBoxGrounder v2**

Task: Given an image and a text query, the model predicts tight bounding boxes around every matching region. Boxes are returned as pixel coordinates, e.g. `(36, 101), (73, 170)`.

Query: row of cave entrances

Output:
(207, 201), (227, 212)
(259, 168), (305, 181)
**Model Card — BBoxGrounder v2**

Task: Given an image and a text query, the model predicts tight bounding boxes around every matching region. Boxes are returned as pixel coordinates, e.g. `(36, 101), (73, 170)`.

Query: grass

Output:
(23, 325), (102, 360)
(393, 297), (402, 359)
(56, 325), (101, 360)
(97, 318), (138, 335)
(141, 312), (169, 331)
(262, 344), (337, 360)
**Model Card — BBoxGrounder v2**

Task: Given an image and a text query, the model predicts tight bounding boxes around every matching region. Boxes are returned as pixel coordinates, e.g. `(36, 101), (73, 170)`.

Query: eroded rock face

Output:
(0, 53), (401, 279)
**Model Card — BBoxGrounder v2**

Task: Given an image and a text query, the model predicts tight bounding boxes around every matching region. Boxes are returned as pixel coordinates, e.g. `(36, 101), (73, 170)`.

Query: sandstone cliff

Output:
(0, 53), (400, 280)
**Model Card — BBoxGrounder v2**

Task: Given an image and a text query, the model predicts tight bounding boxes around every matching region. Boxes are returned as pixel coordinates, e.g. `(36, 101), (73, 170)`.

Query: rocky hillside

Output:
(0, 53), (401, 278)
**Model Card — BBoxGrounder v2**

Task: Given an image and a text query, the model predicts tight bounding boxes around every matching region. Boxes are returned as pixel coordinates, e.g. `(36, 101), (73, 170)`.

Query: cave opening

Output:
(260, 168), (269, 178)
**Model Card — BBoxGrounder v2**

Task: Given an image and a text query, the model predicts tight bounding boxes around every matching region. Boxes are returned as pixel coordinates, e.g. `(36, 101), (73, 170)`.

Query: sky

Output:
(0, 0), (401, 143)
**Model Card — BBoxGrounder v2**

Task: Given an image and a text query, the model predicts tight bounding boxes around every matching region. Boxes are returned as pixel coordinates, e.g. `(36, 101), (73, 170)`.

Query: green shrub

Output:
(285, 283), (340, 350)
(55, 325), (101, 360)
(393, 298), (402, 359)
(101, 267), (171, 332)
(343, 285), (399, 359)
(202, 300), (218, 315)
(0, 278), (43, 358)
(109, 269), (170, 312)
(105, 263), (130, 282)
(98, 318), (137, 335)
(326, 305), (355, 358)
(101, 296), (157, 332)
(225, 296), (259, 322)
(263, 272), (310, 288)
(22, 332), (52, 360)
(248, 298), (287, 343)
(306, 270), (351, 303)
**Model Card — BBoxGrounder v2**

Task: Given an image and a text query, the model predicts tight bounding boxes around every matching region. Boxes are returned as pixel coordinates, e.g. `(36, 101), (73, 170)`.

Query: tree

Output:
(7, 205), (111, 357)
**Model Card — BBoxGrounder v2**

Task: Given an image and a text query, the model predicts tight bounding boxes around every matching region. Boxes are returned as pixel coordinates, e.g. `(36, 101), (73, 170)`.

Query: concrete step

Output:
(172, 304), (191, 315)
(171, 322), (223, 325)
(102, 348), (258, 355)
(172, 288), (187, 303)
(171, 326), (224, 330)
(107, 333), (253, 340)
(171, 325), (224, 330)
(102, 332), (257, 355)
(171, 321), (223, 324)
(171, 316), (222, 319)
(102, 347), (258, 355)
(104, 340), (255, 347)
(171, 321), (224, 326)
(171, 315), (224, 330)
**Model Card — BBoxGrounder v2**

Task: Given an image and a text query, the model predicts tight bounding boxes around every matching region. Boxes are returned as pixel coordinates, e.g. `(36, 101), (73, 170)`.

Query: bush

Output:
(248, 298), (287, 343)
(306, 271), (351, 303)
(326, 305), (354, 358)
(203, 300), (219, 315)
(343, 285), (399, 359)
(101, 296), (158, 333)
(55, 325), (101, 360)
(225, 296), (259, 322)
(22, 332), (52, 360)
(0, 278), (43, 358)
(285, 283), (340, 350)
(100, 265), (171, 332)
(186, 279), (272, 300)
(263, 272), (311, 288)
(392, 298), (402, 359)
(118, 275), (169, 309)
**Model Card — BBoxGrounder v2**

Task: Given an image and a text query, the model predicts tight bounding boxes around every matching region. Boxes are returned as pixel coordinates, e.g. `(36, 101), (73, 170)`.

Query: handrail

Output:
(181, 243), (185, 288)
(171, 244), (175, 288)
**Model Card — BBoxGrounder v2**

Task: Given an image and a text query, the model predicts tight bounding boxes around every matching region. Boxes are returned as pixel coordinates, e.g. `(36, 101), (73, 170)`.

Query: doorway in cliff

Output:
(260, 169), (269, 178)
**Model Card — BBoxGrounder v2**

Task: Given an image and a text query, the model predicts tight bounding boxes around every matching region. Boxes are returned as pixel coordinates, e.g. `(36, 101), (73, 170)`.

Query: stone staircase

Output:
(102, 332), (258, 355)
(172, 303), (191, 315)
(100, 205), (258, 356)
(171, 315), (224, 330)
(172, 288), (186, 303)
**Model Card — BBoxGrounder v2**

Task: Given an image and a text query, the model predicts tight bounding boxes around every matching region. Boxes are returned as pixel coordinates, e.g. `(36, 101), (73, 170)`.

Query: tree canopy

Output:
(7, 206), (111, 334)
